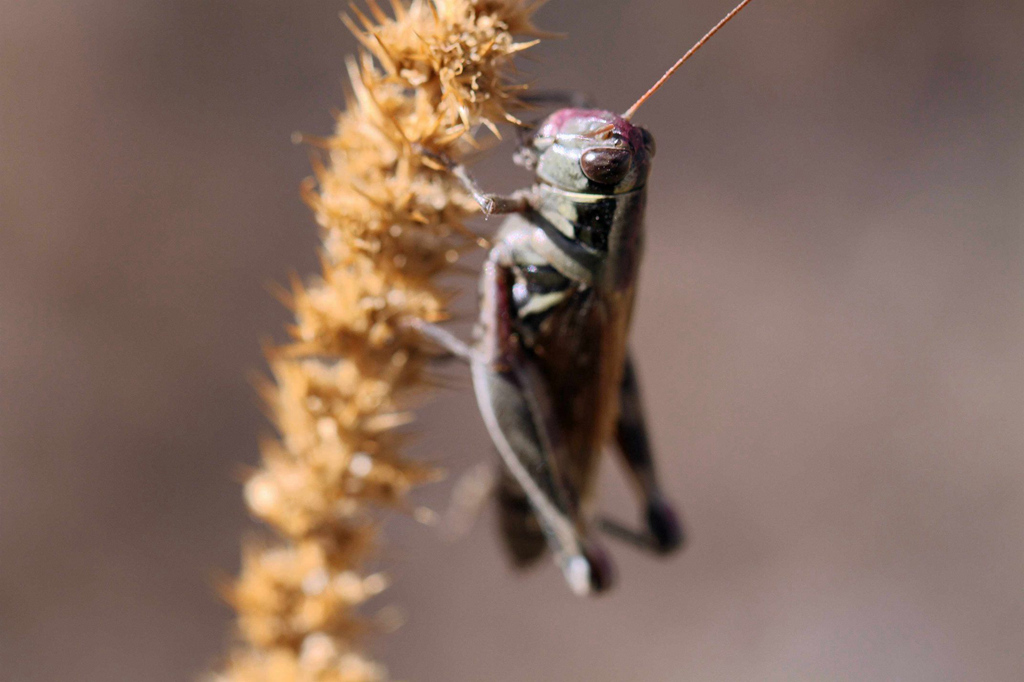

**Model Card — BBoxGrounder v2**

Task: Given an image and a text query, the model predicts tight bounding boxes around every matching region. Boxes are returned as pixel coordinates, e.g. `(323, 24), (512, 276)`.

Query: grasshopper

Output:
(412, 0), (755, 595)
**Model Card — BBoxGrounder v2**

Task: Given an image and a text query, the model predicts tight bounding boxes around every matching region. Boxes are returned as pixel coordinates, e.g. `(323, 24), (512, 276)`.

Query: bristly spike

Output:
(387, 0), (406, 21)
(348, 3), (376, 33)
(622, 0), (755, 120)
(216, 0), (559, 676)
(364, 0), (389, 24)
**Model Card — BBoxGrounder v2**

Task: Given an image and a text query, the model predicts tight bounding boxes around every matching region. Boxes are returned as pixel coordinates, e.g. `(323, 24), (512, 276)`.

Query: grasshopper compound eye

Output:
(580, 147), (631, 185)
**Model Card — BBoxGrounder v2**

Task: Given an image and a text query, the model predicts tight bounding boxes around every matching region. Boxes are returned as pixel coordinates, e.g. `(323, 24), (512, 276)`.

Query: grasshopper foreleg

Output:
(451, 165), (534, 217)
(414, 144), (535, 218)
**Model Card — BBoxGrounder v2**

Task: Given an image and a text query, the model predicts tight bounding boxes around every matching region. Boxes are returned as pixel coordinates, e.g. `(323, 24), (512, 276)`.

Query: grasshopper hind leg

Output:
(472, 355), (614, 594)
(496, 470), (547, 567)
(473, 250), (614, 595)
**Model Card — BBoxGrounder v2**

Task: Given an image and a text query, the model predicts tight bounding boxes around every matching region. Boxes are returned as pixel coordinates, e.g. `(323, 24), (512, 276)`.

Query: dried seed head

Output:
(216, 2), (545, 680)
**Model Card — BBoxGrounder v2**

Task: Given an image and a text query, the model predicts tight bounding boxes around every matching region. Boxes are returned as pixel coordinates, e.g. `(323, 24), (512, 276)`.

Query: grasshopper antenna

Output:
(622, 0), (755, 120)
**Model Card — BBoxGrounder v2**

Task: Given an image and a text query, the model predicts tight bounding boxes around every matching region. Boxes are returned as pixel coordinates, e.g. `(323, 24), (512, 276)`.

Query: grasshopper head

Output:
(529, 109), (655, 194)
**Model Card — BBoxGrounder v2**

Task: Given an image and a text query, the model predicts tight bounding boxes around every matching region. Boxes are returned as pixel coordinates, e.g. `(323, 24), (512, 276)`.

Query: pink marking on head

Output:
(536, 108), (647, 151)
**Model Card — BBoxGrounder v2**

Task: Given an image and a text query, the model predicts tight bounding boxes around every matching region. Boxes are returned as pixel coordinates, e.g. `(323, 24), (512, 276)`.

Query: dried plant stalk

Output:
(213, 2), (546, 680)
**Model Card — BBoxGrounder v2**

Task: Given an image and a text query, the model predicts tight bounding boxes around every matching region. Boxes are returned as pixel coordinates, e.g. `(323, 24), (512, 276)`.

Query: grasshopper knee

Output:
(564, 543), (616, 596)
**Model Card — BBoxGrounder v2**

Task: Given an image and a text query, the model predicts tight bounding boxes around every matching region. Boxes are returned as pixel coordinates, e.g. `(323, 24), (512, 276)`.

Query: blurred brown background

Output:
(1, 1), (1022, 680)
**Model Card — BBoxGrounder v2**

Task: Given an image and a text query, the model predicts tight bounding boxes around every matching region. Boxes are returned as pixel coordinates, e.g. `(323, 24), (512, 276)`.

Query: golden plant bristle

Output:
(211, 2), (546, 680)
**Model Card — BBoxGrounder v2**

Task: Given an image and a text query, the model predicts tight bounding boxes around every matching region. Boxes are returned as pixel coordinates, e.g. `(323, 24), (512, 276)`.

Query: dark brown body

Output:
(469, 108), (678, 594)
(491, 183), (647, 565)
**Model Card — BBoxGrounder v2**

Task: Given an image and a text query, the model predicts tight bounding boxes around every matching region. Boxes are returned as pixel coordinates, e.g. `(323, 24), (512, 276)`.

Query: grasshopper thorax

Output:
(530, 109), (655, 195)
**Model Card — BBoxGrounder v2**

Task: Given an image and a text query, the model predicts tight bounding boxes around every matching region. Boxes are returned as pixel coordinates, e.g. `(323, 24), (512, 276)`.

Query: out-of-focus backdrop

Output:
(1, 1), (1022, 680)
